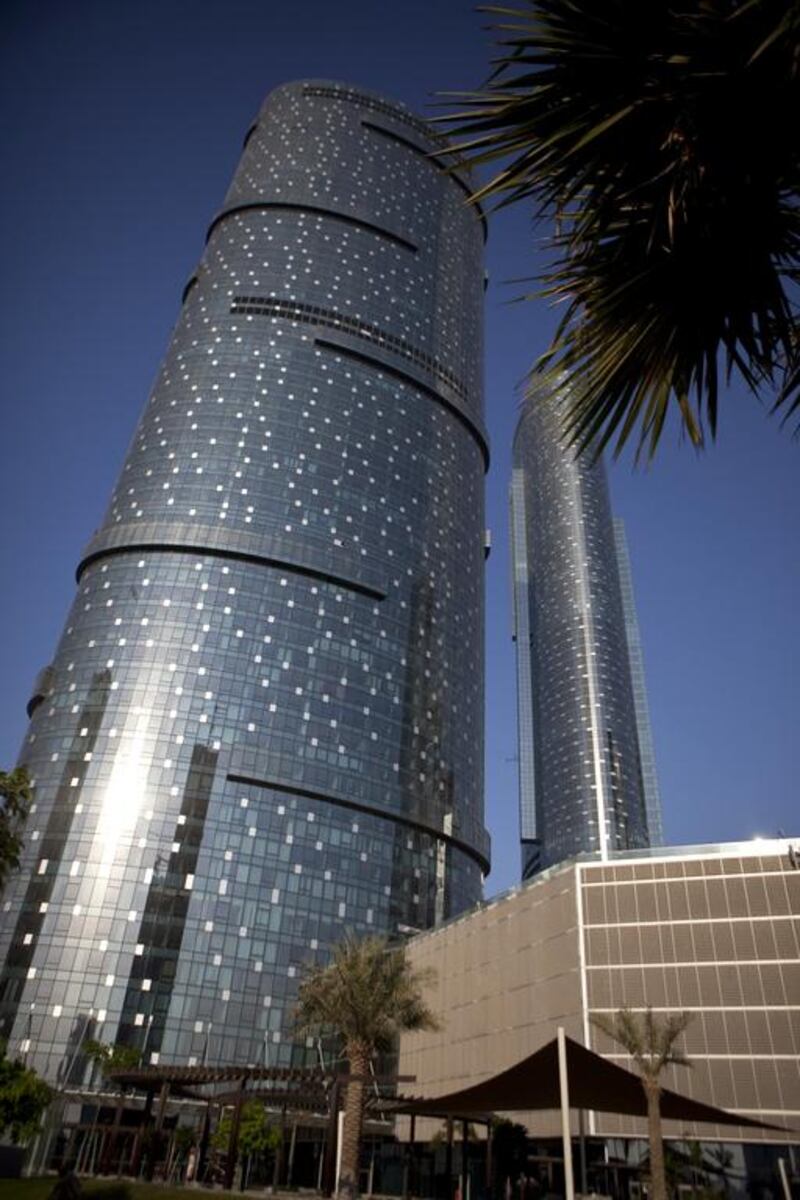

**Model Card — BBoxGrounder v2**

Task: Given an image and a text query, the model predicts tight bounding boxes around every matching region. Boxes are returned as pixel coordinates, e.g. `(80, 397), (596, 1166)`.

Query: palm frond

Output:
(436, 0), (800, 457)
(295, 935), (439, 1056)
(591, 1007), (692, 1080)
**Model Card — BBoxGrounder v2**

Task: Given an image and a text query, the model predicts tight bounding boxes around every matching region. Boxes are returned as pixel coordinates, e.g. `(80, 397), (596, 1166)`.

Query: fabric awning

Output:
(396, 1034), (790, 1133)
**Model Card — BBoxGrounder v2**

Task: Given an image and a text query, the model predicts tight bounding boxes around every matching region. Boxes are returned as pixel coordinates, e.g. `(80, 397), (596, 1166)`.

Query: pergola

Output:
(98, 1033), (794, 1196)
(392, 1029), (793, 1200)
(108, 1062), (410, 1192)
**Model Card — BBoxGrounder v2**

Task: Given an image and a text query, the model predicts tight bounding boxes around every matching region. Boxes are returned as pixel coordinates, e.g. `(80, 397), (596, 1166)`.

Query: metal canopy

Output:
(394, 1033), (791, 1133)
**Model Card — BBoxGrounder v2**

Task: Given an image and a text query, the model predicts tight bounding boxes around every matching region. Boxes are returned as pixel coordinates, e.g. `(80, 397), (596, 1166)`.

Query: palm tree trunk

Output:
(338, 1042), (369, 1198)
(644, 1079), (667, 1200)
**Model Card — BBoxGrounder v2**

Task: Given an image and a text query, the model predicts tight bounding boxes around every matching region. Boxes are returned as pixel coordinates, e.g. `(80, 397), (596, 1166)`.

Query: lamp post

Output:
(141, 1014), (154, 1065)
(21, 1003), (34, 1066)
(557, 1028), (575, 1200)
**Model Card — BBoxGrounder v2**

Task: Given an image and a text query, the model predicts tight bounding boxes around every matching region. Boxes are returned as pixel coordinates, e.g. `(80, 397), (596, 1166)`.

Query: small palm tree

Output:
(685, 1139), (709, 1195)
(439, 1), (800, 459)
(296, 935), (439, 1198)
(706, 1142), (735, 1196)
(591, 1008), (692, 1200)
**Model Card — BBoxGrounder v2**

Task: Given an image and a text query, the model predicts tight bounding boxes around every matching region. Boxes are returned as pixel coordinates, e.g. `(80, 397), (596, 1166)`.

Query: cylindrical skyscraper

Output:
(510, 391), (650, 878)
(0, 81), (490, 1078)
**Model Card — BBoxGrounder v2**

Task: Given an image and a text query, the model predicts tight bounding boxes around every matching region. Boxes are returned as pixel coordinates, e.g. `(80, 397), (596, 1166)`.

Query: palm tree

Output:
(591, 1008), (692, 1200)
(295, 935), (439, 1198)
(439, 1), (800, 459)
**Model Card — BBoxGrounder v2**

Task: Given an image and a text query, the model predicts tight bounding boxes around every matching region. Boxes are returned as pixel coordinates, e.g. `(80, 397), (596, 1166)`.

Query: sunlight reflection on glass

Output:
(95, 707), (150, 875)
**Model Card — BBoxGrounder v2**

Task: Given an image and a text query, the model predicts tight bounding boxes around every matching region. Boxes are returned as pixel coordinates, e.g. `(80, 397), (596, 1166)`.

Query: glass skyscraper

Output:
(510, 389), (656, 878)
(612, 518), (665, 848)
(0, 81), (490, 1079)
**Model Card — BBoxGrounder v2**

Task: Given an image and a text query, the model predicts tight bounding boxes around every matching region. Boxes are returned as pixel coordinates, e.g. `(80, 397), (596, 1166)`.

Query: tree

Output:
(166, 1124), (196, 1184)
(82, 1041), (143, 1174)
(212, 1100), (281, 1187)
(83, 1039), (142, 1083)
(0, 768), (32, 892)
(440, 1), (800, 459)
(591, 1008), (692, 1200)
(296, 935), (439, 1198)
(0, 1042), (53, 1144)
(491, 1118), (530, 1194)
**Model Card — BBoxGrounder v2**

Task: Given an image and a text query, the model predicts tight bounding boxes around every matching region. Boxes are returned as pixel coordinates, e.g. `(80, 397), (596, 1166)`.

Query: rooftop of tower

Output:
(253, 78), (487, 237)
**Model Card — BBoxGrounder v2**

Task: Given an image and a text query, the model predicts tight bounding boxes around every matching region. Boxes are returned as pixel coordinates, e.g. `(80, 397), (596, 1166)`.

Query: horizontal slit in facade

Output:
(76, 542), (386, 600)
(230, 294), (469, 405)
(362, 120), (487, 238)
(181, 274), (198, 305)
(301, 84), (446, 147)
(206, 201), (417, 253)
(314, 337), (490, 470)
(227, 771), (491, 875)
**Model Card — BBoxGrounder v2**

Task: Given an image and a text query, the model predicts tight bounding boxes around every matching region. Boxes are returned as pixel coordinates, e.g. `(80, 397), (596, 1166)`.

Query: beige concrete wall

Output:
(399, 845), (800, 1145)
(399, 863), (583, 1138)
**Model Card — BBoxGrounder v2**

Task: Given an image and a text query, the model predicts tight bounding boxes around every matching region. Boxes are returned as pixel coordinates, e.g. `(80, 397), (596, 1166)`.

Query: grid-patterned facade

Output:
(399, 839), (800, 1148)
(510, 393), (650, 877)
(0, 80), (490, 1080)
(584, 843), (800, 1138)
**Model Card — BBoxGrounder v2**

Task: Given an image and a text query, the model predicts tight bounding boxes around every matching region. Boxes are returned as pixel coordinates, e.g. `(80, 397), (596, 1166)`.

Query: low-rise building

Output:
(399, 840), (799, 1189)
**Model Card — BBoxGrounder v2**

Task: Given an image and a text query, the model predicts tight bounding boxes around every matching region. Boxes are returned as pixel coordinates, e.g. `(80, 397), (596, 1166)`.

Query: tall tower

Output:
(612, 519), (664, 847)
(0, 81), (490, 1077)
(510, 391), (650, 877)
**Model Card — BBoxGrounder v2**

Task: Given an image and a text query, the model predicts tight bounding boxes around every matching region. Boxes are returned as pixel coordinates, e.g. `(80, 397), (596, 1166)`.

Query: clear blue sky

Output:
(1, 0), (797, 896)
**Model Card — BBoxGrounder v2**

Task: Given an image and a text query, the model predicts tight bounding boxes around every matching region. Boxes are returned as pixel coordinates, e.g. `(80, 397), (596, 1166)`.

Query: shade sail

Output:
(396, 1035), (790, 1133)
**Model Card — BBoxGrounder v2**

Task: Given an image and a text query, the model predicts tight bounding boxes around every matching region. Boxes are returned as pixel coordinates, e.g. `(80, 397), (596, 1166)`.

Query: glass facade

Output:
(0, 80), (489, 1079)
(510, 389), (650, 877)
(612, 518), (664, 847)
